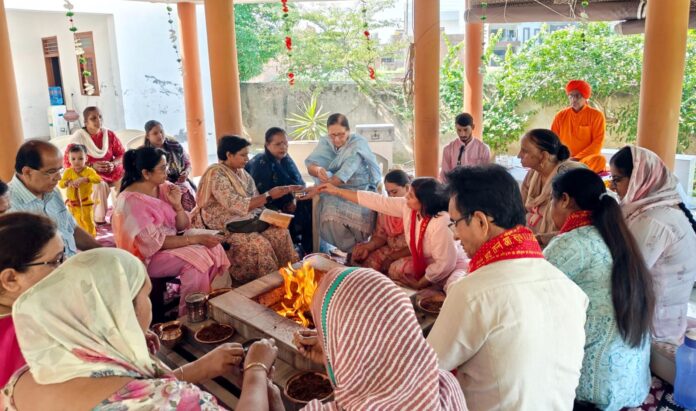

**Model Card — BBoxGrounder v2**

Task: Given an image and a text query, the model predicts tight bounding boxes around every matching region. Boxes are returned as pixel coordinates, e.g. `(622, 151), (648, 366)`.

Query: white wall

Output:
(6, 0), (217, 154)
(7, 9), (124, 138)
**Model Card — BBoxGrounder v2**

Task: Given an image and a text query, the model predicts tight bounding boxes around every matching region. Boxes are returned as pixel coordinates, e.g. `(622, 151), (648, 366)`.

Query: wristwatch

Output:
(265, 192), (272, 203)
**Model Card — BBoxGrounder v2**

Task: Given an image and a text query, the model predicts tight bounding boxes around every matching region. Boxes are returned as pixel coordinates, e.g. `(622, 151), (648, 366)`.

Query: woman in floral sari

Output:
(112, 147), (229, 315)
(64, 106), (126, 224)
(2, 248), (279, 411)
(351, 169), (412, 275)
(192, 136), (300, 285)
(142, 120), (196, 211)
(305, 113), (382, 252)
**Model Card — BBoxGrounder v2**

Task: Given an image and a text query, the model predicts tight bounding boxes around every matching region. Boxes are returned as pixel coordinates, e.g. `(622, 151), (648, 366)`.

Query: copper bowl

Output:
(194, 323), (235, 344)
(284, 372), (333, 405)
(154, 320), (183, 349)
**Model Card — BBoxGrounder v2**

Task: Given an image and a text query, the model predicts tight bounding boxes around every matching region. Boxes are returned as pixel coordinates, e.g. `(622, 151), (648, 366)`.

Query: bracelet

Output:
(243, 362), (269, 374)
(185, 236), (191, 245)
(177, 366), (185, 380)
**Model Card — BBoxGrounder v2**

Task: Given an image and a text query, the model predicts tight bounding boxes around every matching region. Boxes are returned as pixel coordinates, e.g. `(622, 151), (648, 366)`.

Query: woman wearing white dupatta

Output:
(2, 249), (227, 410)
(610, 145), (696, 344)
(63, 106), (126, 224)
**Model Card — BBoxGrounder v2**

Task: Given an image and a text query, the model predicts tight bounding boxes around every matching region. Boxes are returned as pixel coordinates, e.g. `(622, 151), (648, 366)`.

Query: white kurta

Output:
(427, 258), (589, 411)
(627, 205), (696, 344)
(356, 191), (468, 285)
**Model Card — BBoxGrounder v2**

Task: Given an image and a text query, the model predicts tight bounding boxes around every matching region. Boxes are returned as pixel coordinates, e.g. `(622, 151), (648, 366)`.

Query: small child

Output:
(59, 144), (102, 236)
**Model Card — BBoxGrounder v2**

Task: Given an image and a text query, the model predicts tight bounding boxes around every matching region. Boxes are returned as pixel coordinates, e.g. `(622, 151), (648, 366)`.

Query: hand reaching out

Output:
(292, 329), (324, 365)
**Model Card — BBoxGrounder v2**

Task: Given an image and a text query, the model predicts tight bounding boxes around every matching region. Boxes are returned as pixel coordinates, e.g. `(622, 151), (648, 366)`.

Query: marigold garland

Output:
(281, 0), (294, 85)
(166, 4), (183, 71)
(63, 1), (94, 95)
(360, 0), (376, 80)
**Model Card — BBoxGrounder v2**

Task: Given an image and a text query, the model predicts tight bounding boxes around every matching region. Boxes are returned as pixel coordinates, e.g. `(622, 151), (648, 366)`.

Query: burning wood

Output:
(276, 262), (319, 328)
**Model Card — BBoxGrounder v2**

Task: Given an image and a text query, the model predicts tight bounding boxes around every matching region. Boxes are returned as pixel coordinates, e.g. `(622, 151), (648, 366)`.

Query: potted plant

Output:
(286, 94), (330, 174)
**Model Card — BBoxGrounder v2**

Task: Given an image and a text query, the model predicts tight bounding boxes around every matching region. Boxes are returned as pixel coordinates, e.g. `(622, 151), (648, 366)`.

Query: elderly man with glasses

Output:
(428, 164), (588, 411)
(8, 140), (101, 257)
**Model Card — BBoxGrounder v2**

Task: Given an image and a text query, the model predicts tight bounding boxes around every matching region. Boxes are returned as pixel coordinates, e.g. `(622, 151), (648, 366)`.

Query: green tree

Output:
(234, 4), (283, 81)
(478, 23), (696, 153)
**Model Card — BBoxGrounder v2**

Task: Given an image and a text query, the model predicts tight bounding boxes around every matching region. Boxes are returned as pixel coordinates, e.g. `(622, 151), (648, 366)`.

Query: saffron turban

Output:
(566, 80), (592, 99)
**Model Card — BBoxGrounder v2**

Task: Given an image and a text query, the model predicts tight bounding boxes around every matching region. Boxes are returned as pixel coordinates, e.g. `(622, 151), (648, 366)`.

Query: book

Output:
(183, 228), (224, 237)
(259, 209), (294, 229)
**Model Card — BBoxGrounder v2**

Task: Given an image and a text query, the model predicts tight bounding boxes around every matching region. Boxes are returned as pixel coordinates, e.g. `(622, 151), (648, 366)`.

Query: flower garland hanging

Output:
(579, 0), (590, 20)
(360, 0), (376, 80)
(281, 0), (294, 85)
(64, 1), (95, 95)
(166, 3), (183, 70)
(479, 1), (488, 74)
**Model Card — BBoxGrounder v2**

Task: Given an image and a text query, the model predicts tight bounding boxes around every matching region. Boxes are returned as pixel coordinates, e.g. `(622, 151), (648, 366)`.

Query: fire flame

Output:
(276, 262), (318, 327)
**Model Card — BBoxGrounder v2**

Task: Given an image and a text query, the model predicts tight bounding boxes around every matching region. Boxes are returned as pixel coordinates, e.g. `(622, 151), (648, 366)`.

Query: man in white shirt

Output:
(428, 164), (588, 411)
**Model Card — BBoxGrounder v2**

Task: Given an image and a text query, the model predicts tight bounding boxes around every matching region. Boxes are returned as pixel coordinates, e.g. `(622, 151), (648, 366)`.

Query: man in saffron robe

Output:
(551, 80), (607, 173)
(428, 165), (588, 411)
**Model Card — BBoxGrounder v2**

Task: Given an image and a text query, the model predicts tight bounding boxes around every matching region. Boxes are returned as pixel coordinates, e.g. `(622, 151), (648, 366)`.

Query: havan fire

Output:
(275, 262), (321, 328)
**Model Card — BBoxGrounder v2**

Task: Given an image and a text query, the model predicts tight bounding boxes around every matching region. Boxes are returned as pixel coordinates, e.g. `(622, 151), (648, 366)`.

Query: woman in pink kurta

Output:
(64, 106), (126, 223)
(321, 178), (468, 290)
(113, 147), (229, 315)
(0, 213), (65, 387)
(351, 170), (412, 276)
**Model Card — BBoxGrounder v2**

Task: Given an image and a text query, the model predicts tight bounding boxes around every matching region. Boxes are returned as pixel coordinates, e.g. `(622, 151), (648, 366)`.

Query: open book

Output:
(259, 209), (294, 229)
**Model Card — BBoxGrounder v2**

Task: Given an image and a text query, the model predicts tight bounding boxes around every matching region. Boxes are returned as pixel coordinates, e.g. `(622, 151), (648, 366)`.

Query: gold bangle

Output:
(177, 366), (184, 380)
(243, 362), (269, 374)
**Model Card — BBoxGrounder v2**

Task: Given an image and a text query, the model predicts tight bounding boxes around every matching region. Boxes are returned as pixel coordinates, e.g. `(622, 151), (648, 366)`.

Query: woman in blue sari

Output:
(305, 113), (382, 252)
(246, 127), (313, 254)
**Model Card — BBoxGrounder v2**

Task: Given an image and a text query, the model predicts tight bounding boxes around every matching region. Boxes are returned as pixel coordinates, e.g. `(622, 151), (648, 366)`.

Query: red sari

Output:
(0, 315), (25, 387)
(64, 129), (125, 184)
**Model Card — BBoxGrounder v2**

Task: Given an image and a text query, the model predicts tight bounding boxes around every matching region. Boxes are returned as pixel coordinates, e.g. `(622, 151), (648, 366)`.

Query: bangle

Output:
(185, 236), (191, 245)
(243, 362), (269, 374)
(177, 366), (184, 380)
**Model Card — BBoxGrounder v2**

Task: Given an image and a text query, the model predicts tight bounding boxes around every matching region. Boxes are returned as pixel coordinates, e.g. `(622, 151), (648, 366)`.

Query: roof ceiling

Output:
(464, 0), (696, 23)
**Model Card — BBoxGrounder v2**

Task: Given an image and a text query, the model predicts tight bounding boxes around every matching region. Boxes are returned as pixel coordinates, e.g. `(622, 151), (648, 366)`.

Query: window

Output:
(74, 31), (99, 96)
(42, 36), (64, 97)
(523, 28), (530, 42)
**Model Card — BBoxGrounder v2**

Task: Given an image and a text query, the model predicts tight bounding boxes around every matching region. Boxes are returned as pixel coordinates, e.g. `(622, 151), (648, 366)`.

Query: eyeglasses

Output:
(22, 251), (66, 268)
(37, 167), (64, 177)
(448, 216), (469, 230)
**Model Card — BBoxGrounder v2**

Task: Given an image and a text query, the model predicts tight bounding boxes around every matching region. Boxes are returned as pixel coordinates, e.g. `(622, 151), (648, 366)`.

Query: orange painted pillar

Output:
(463, 22), (484, 139)
(413, 0), (439, 177)
(636, 0), (690, 170)
(0, 0), (23, 181)
(203, 0), (243, 141)
(178, 2), (208, 177)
